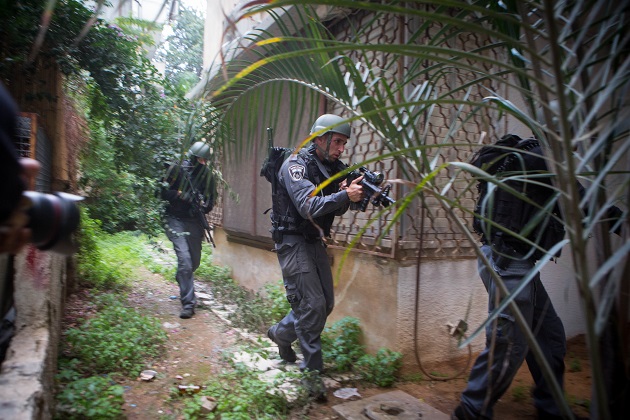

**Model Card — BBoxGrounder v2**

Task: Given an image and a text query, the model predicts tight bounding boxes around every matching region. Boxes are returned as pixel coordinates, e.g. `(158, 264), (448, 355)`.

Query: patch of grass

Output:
(56, 292), (168, 418)
(76, 212), (130, 290)
(401, 372), (425, 383)
(511, 385), (529, 402)
(62, 293), (168, 376)
(429, 371), (450, 378)
(54, 375), (125, 419)
(77, 212), (159, 290)
(568, 357), (582, 373)
(180, 364), (296, 419)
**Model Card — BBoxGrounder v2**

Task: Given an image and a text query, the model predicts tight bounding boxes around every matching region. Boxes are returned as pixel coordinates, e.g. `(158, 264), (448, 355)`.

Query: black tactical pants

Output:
(269, 235), (334, 373)
(165, 216), (203, 310)
(460, 244), (567, 418)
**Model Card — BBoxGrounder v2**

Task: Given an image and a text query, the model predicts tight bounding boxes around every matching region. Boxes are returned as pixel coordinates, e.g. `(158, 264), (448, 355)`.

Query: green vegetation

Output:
(77, 211), (167, 290)
(568, 356), (582, 373)
(321, 316), (365, 372)
(155, 6), (205, 92)
(322, 317), (402, 386)
(57, 218), (169, 417)
(55, 293), (167, 418)
(55, 375), (125, 420)
(180, 365), (296, 420)
(2, 0), (227, 235)
(63, 294), (167, 376)
(355, 348), (403, 387)
(511, 385), (530, 403)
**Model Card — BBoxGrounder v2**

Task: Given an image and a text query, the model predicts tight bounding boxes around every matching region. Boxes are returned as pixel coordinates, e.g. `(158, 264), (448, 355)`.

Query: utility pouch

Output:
(271, 228), (283, 244)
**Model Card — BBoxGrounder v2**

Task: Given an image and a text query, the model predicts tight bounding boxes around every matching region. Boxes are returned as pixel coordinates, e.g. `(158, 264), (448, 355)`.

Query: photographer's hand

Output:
(0, 158), (40, 254)
(345, 175), (364, 203)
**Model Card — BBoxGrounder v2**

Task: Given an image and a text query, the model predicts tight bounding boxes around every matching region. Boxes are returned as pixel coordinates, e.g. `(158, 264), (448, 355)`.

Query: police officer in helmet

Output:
(160, 141), (216, 319)
(266, 114), (364, 401)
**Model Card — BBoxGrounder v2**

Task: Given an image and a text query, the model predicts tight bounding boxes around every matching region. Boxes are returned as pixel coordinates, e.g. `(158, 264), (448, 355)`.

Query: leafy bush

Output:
(77, 213), (165, 290)
(321, 317), (366, 372)
(355, 348), (403, 387)
(63, 294), (167, 376)
(76, 211), (131, 290)
(320, 317), (401, 385)
(54, 375), (125, 420)
(79, 123), (164, 234)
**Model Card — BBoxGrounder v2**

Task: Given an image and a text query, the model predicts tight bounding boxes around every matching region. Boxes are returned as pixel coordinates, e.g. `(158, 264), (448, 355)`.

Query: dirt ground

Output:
(61, 268), (592, 419)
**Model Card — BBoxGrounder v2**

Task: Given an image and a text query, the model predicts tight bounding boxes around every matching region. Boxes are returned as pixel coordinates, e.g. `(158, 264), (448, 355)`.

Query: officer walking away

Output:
(266, 114), (364, 402)
(452, 134), (619, 420)
(160, 141), (216, 319)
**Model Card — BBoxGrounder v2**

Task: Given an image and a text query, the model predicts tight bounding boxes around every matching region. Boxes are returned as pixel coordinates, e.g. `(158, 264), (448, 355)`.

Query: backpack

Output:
(259, 128), (300, 242)
(472, 134), (565, 262)
(260, 146), (294, 183)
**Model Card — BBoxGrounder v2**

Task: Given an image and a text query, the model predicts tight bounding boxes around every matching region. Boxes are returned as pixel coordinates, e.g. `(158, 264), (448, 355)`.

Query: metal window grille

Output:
(325, 6), (502, 260)
(15, 113), (52, 193)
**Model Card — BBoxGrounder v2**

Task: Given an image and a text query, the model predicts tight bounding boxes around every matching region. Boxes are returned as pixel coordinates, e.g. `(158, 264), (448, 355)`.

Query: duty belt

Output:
(283, 232), (322, 243)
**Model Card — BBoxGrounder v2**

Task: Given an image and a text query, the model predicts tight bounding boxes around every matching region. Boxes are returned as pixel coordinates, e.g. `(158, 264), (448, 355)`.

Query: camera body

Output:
(345, 166), (395, 212)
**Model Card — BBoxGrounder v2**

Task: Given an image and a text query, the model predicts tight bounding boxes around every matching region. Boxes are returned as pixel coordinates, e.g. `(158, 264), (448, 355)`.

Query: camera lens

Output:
(23, 191), (82, 255)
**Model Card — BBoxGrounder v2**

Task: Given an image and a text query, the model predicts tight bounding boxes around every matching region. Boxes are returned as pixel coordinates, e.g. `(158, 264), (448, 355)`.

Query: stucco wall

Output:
(210, 230), (282, 292)
(397, 258), (487, 370)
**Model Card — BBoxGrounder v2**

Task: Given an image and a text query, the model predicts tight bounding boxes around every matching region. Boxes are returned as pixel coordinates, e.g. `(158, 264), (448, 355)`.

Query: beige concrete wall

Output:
(0, 246), (67, 420)
(211, 229), (282, 293)
(397, 259), (487, 369)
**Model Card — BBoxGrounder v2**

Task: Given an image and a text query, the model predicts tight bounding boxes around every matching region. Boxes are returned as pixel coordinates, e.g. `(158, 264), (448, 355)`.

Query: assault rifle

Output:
(345, 166), (395, 212)
(182, 168), (216, 248)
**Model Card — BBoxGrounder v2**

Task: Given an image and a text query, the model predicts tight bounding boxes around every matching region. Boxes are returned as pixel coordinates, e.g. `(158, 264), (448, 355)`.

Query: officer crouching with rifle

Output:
(160, 141), (217, 319)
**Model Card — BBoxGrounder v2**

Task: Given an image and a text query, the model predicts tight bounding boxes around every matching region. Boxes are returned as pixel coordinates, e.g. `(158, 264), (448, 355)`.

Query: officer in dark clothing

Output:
(266, 114), (364, 401)
(161, 142), (216, 319)
(451, 134), (568, 420)
(452, 134), (624, 420)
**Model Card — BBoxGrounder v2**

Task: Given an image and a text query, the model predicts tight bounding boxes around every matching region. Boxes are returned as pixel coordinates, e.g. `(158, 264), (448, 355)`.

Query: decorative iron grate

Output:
(15, 114), (52, 193)
(323, 6), (502, 259)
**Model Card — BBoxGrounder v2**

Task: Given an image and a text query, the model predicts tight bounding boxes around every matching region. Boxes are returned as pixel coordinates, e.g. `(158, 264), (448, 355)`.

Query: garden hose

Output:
(413, 200), (472, 381)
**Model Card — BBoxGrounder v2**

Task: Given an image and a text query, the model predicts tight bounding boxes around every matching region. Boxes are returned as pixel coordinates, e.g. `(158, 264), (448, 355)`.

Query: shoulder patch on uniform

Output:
(288, 164), (305, 182)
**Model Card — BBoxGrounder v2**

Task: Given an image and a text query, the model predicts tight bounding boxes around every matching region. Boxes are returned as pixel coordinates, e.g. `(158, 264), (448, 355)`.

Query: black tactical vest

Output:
(270, 145), (347, 242)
